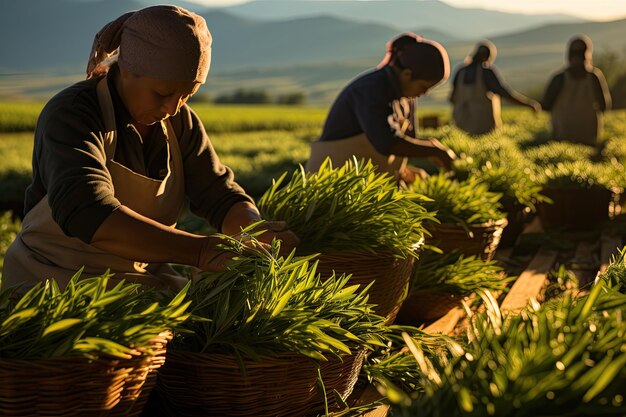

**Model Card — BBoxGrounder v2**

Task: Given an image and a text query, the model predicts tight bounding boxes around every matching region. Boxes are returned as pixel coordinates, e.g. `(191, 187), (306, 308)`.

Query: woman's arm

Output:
(90, 205), (206, 266)
(485, 68), (540, 111)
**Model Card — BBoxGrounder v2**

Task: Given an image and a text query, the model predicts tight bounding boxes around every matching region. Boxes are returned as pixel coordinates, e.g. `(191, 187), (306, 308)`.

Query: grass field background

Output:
(0, 102), (624, 270)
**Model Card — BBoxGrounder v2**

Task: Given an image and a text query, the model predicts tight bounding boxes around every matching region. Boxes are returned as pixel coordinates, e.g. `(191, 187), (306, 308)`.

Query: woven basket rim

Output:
(164, 349), (357, 364)
(0, 331), (171, 365)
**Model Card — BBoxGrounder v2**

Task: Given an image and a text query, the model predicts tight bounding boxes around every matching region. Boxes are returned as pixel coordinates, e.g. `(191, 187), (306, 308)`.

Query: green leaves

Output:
(0, 273), (191, 359)
(174, 237), (389, 361)
(409, 173), (505, 229)
(410, 250), (512, 297)
(393, 274), (626, 417)
(257, 158), (433, 258)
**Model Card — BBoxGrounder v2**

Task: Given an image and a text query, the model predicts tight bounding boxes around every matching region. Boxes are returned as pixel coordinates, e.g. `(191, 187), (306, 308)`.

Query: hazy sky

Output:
(190, 0), (626, 21)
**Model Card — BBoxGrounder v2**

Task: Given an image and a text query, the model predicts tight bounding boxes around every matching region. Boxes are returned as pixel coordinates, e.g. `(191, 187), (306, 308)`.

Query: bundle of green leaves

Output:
(391, 283), (626, 416)
(440, 133), (545, 211)
(173, 236), (389, 361)
(524, 142), (597, 166)
(598, 247), (626, 292)
(409, 250), (512, 297)
(537, 160), (612, 190)
(0, 272), (191, 359)
(408, 173), (505, 231)
(257, 158), (433, 258)
(362, 326), (461, 396)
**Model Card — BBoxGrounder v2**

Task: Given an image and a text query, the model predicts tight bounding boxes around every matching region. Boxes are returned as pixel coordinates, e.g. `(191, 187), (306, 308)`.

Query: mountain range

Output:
(1, 0), (624, 103)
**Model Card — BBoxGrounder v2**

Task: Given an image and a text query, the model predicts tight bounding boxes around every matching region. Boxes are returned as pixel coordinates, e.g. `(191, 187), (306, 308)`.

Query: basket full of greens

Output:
(0, 272), (191, 417)
(258, 158), (433, 321)
(154, 236), (389, 417)
(395, 250), (512, 322)
(535, 160), (614, 230)
(408, 173), (507, 260)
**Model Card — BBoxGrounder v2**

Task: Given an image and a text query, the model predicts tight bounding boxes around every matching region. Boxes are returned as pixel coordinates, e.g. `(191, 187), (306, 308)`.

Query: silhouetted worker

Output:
(542, 35), (611, 146)
(307, 33), (456, 184)
(450, 41), (541, 135)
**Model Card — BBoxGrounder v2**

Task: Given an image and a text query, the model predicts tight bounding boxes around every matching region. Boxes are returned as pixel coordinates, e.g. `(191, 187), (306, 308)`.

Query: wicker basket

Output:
(426, 218), (508, 261)
(111, 332), (171, 416)
(154, 350), (341, 417)
(499, 202), (530, 248)
(316, 350), (367, 408)
(538, 187), (612, 230)
(0, 333), (170, 417)
(395, 290), (463, 323)
(315, 252), (415, 323)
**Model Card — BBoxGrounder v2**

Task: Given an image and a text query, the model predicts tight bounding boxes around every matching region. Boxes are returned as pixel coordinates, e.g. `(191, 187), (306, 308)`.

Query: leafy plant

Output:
(598, 247), (626, 292)
(0, 272), (191, 359)
(525, 142), (597, 166)
(258, 158), (433, 258)
(439, 133), (546, 211)
(362, 326), (461, 395)
(410, 250), (512, 296)
(174, 235), (389, 361)
(408, 173), (505, 230)
(391, 283), (626, 416)
(537, 160), (612, 190)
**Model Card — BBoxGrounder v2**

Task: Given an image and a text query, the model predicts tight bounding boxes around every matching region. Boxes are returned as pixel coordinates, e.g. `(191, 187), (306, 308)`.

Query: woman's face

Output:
(402, 79), (436, 97)
(118, 68), (201, 125)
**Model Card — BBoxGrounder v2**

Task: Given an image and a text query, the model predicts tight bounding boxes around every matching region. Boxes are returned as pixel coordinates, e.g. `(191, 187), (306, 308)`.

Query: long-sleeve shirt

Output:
(541, 68), (611, 111)
(24, 67), (252, 243)
(319, 66), (416, 155)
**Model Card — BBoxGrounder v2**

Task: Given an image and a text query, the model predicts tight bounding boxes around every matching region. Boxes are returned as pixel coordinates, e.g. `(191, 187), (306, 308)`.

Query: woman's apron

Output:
(306, 133), (407, 178)
(551, 72), (601, 146)
(452, 66), (501, 135)
(2, 77), (188, 291)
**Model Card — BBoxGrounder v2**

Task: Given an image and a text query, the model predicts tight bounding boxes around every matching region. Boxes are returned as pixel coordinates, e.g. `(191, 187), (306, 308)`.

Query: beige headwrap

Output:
(86, 5), (212, 83)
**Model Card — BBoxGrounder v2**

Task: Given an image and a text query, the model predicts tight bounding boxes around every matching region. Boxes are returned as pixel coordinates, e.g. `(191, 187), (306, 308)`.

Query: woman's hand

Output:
(196, 235), (239, 272)
(250, 220), (300, 255)
(527, 99), (542, 113)
(222, 201), (300, 256)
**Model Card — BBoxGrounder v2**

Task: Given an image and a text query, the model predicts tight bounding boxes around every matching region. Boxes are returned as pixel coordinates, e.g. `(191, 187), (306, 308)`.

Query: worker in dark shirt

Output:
(542, 35), (611, 146)
(307, 33), (456, 183)
(450, 41), (541, 135)
(2, 5), (298, 291)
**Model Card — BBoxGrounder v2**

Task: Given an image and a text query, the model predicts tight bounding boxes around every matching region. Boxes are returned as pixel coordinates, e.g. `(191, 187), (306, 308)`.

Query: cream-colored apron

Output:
(306, 133), (407, 178)
(551, 72), (601, 146)
(452, 66), (502, 135)
(2, 77), (188, 291)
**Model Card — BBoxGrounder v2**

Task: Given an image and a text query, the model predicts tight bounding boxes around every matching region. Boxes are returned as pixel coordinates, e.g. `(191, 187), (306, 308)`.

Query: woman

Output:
(2, 5), (297, 291)
(307, 33), (456, 183)
(542, 35), (611, 146)
(450, 41), (541, 135)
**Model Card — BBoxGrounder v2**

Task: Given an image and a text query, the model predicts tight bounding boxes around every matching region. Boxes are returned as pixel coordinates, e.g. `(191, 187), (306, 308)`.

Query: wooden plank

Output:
(571, 240), (598, 287)
(500, 248), (558, 312)
(423, 306), (465, 335)
(599, 233), (623, 274)
(353, 385), (389, 417)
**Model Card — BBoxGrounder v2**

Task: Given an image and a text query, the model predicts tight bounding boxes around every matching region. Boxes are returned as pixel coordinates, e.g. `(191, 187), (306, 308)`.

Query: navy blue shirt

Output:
(319, 66), (415, 155)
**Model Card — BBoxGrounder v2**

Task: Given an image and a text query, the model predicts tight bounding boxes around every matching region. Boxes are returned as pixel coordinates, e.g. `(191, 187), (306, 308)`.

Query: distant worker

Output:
(542, 35), (611, 146)
(450, 40), (541, 135)
(307, 33), (456, 184)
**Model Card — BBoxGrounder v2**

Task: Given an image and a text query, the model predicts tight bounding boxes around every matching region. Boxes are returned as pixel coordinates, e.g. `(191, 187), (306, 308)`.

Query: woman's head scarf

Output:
(86, 5), (211, 83)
